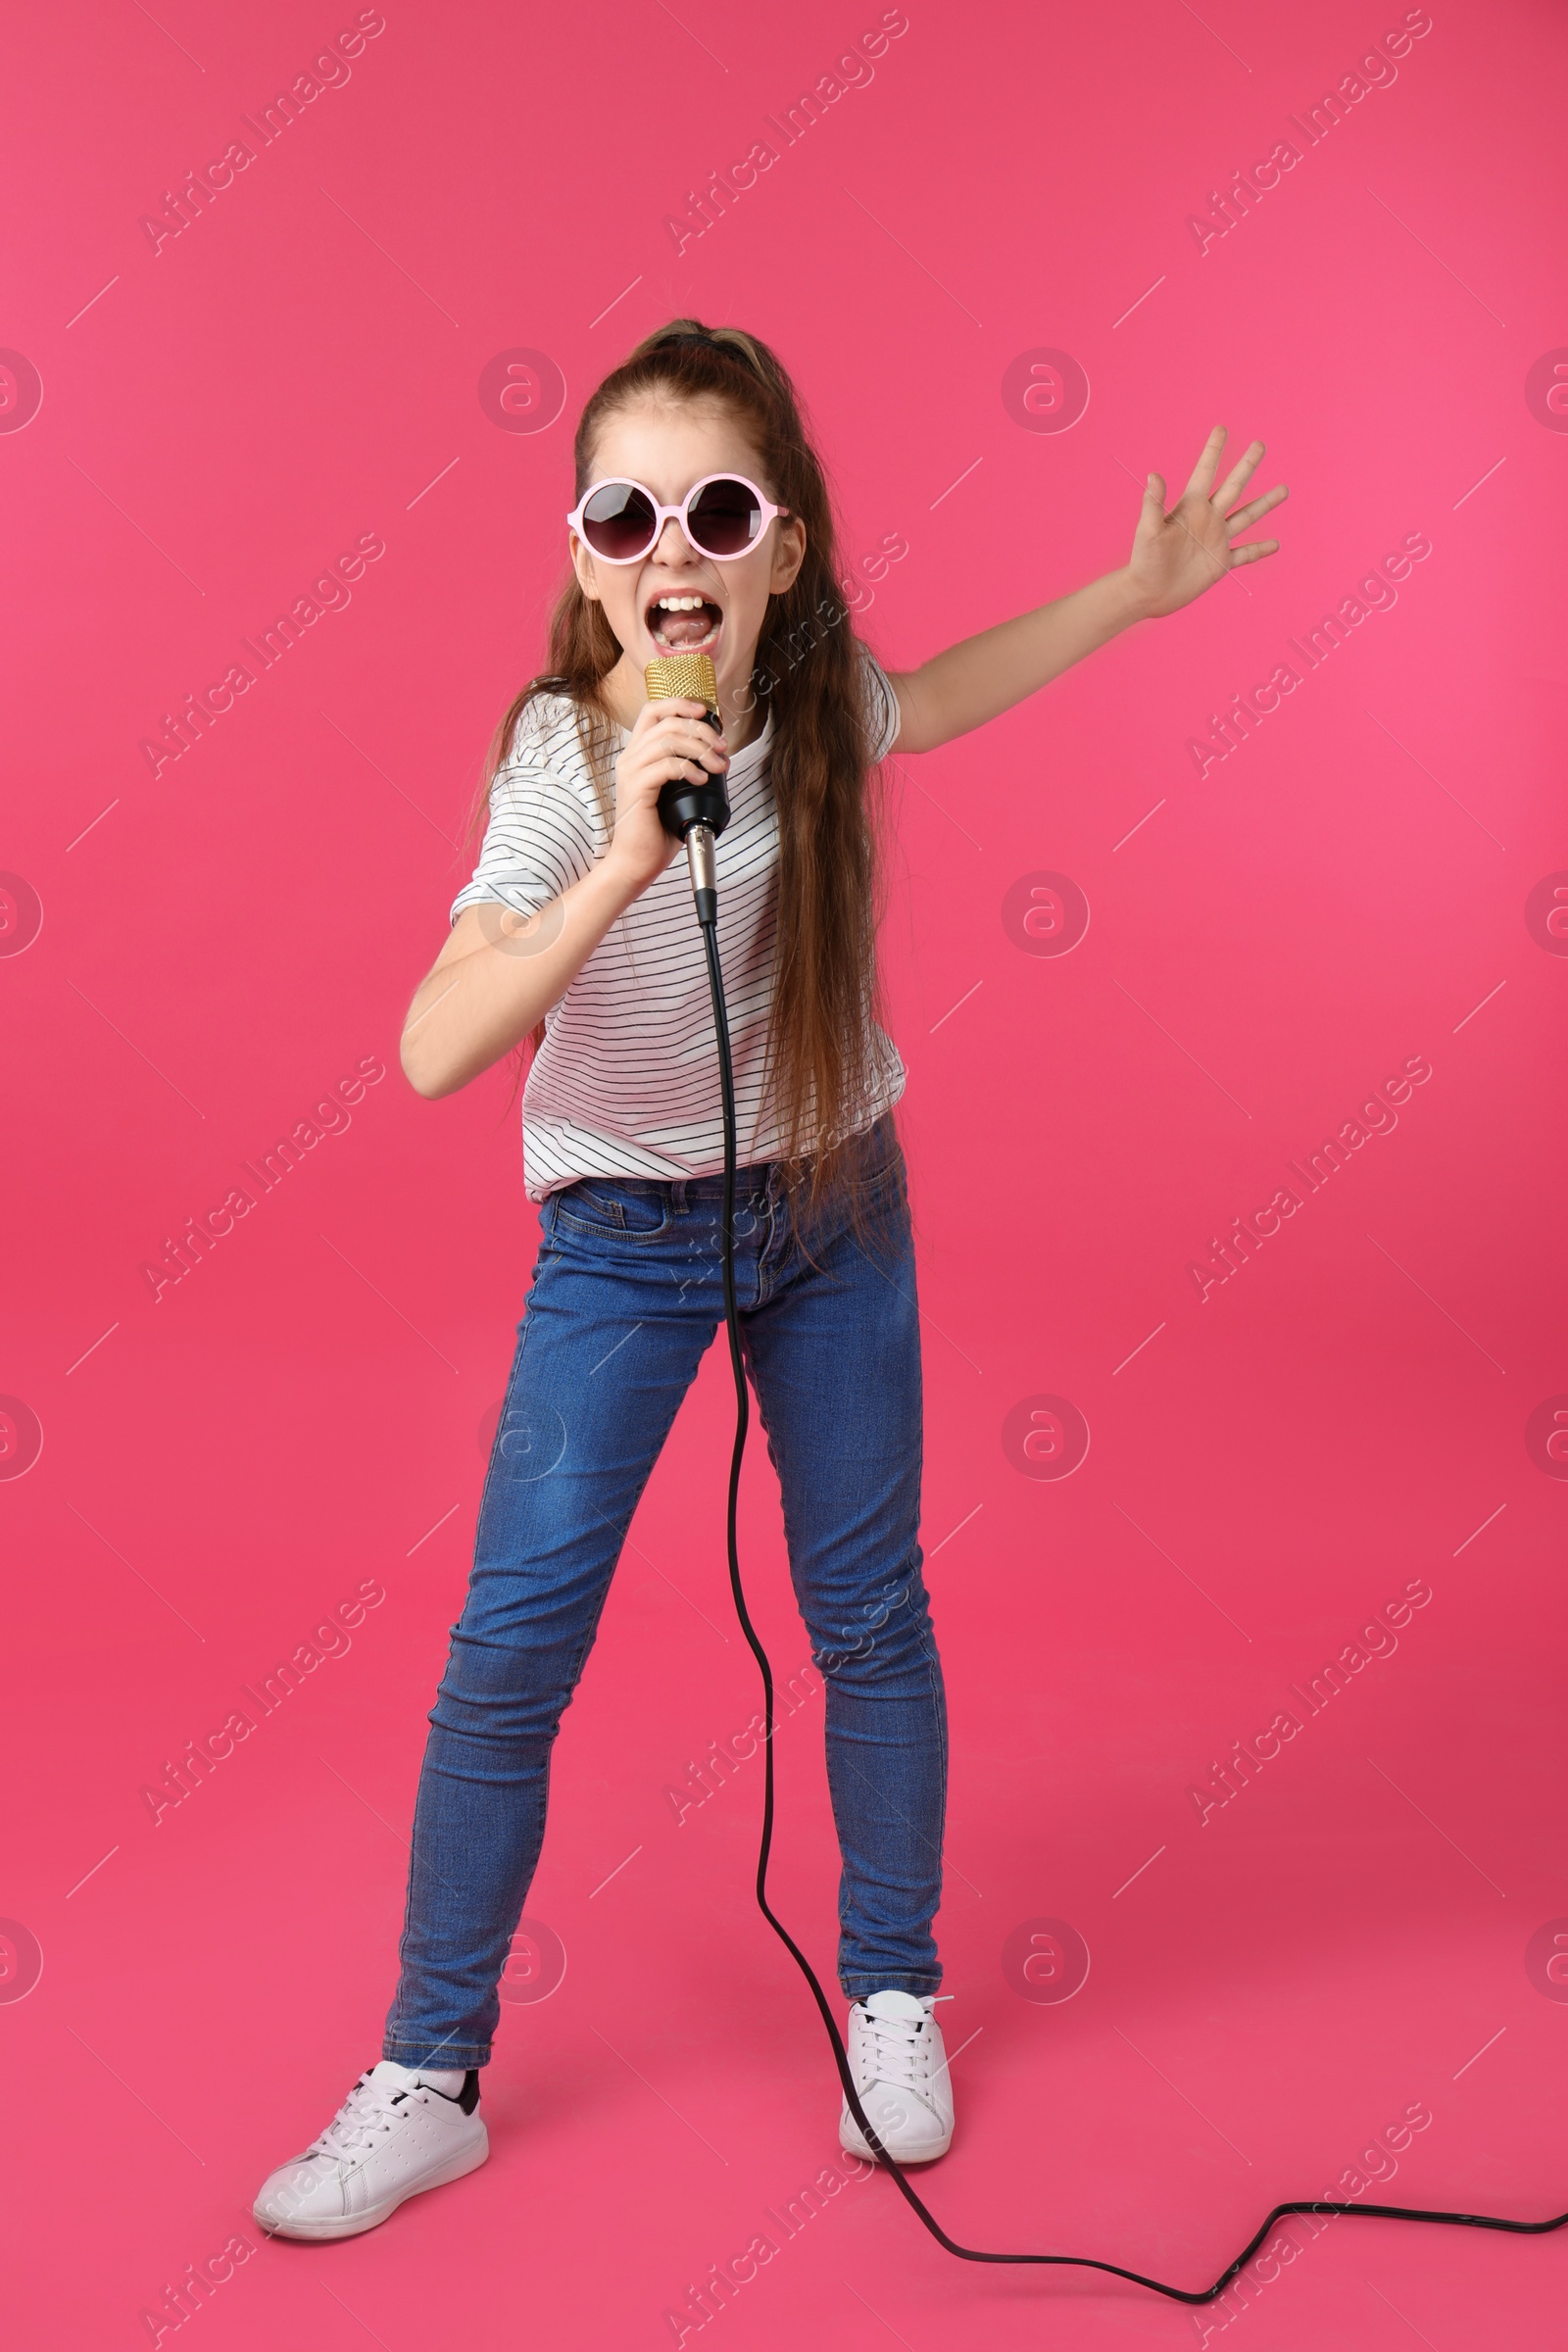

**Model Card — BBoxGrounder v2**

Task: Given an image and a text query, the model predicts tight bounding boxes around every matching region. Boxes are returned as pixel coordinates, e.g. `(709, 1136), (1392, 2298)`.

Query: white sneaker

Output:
(838, 1988), (956, 2164)
(253, 2060), (489, 2240)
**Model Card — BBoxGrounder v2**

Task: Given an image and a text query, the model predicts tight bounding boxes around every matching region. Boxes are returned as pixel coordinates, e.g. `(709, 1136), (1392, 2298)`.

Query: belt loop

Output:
(671, 1178), (688, 1214)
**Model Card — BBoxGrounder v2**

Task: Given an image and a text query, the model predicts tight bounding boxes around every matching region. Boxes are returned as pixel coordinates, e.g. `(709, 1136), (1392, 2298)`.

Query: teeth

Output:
(654, 595), (710, 612)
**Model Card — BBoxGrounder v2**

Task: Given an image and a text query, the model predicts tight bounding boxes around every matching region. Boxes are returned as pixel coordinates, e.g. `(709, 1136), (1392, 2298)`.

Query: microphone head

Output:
(643, 649), (729, 845)
(644, 651), (718, 711)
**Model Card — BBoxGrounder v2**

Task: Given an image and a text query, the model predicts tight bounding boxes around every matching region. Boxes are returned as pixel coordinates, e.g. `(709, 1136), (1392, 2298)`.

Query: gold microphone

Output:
(644, 651), (730, 928)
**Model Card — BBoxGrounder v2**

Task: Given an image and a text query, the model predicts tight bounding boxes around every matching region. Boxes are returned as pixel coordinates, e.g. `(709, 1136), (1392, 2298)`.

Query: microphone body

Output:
(644, 652), (729, 928)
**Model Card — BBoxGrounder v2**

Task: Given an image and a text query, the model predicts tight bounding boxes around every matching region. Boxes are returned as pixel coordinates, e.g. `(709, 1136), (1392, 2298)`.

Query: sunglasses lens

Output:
(688, 477), (763, 556)
(580, 481), (657, 559)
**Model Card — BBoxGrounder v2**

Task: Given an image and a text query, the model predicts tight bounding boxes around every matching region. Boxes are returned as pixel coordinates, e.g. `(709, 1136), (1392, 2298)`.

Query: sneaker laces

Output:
(854, 1996), (953, 2094)
(308, 2071), (417, 2162)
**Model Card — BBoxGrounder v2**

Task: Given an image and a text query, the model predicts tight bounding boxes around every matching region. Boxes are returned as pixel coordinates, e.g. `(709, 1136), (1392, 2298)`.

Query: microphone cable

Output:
(689, 893), (1567, 2308)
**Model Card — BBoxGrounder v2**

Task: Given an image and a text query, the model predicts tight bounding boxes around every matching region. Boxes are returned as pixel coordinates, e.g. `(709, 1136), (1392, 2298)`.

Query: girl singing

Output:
(254, 318), (1283, 2238)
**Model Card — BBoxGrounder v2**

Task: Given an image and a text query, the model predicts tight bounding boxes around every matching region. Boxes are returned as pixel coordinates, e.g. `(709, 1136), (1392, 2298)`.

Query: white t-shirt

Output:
(450, 647), (907, 1200)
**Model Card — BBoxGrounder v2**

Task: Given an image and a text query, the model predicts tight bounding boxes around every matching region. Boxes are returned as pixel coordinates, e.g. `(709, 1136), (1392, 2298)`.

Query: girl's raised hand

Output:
(1128, 427), (1288, 619)
(605, 697), (730, 895)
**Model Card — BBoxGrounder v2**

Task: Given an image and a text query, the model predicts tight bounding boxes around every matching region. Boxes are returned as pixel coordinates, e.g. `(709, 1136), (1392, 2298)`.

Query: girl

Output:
(254, 320), (1284, 2240)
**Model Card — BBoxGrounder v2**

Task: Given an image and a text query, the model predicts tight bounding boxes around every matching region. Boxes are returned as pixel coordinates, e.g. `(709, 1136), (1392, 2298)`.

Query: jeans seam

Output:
(389, 1248), (560, 2056)
(547, 1371), (703, 1707)
(554, 1210), (669, 1243)
(753, 1178), (781, 1306)
(468, 1248), (560, 1558)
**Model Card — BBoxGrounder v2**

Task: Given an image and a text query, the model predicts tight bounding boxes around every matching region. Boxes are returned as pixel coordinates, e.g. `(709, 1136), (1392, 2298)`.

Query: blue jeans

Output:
(383, 1113), (947, 2070)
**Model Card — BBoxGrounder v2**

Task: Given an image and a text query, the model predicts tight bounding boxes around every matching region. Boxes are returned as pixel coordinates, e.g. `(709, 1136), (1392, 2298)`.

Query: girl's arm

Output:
(889, 427), (1287, 756)
(401, 694), (726, 1099)
(403, 866), (641, 1101)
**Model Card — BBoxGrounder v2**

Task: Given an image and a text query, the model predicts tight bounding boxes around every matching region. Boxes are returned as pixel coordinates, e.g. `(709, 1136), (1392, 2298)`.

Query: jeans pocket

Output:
(856, 1116), (906, 1203)
(554, 1178), (668, 1239)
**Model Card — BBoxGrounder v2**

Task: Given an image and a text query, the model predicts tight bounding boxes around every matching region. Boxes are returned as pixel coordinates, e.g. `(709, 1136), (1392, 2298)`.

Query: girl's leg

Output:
(739, 1120), (946, 2000)
(383, 1189), (719, 2071)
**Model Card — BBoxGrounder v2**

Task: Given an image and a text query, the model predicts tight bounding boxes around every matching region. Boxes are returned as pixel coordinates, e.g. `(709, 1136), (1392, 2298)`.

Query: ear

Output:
(769, 514), (807, 598)
(568, 532), (601, 603)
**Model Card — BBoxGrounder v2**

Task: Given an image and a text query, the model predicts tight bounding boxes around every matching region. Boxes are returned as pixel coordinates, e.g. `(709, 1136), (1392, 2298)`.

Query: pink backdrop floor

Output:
(5, 1), (1566, 2345)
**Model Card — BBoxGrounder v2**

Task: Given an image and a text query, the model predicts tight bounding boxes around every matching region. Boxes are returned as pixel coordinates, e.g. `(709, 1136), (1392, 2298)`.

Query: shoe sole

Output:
(839, 2117), (952, 2165)
(254, 2130), (489, 2240)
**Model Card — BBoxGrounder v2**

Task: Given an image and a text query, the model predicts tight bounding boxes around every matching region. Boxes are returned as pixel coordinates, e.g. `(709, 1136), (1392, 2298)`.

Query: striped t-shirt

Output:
(450, 647), (907, 1200)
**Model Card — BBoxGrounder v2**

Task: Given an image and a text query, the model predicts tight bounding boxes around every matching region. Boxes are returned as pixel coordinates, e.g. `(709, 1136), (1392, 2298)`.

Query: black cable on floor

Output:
(696, 908), (1566, 2307)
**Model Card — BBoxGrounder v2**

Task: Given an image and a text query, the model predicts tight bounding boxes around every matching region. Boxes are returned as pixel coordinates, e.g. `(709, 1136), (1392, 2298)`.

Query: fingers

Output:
(660, 739), (726, 773)
(1225, 481), (1289, 534)
(1141, 471), (1167, 523)
(1182, 425), (1228, 500)
(1226, 537), (1281, 568)
(683, 729), (728, 771)
(1212, 439), (1267, 514)
(636, 694), (721, 748)
(645, 749), (727, 796)
(640, 707), (728, 760)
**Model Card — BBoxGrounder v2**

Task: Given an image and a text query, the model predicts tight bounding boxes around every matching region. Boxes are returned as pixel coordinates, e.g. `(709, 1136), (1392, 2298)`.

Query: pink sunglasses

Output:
(566, 472), (790, 564)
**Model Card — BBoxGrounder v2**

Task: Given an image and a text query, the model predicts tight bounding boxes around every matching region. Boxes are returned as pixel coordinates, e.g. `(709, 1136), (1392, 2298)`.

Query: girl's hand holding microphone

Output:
(401, 695), (728, 1099)
(604, 696), (729, 894)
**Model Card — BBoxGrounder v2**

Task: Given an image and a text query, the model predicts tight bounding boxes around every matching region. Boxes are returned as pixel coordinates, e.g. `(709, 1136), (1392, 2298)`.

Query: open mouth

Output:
(646, 591), (722, 654)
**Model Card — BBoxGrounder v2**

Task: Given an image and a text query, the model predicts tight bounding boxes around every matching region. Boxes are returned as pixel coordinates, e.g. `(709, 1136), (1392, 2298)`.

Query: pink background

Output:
(4, 1), (1566, 2344)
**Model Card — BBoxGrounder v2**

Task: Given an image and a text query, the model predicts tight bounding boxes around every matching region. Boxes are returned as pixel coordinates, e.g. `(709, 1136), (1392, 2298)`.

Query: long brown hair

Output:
(465, 318), (896, 1217)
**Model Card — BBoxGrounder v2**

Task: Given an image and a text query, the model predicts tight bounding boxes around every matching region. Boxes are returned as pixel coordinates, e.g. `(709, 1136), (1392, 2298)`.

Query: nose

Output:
(651, 514), (701, 566)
